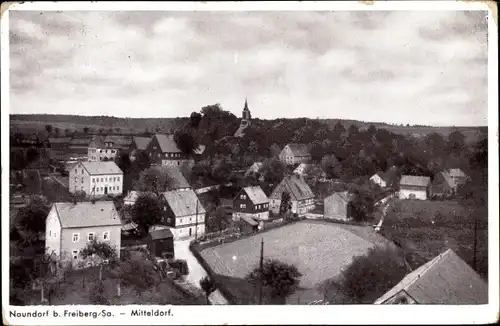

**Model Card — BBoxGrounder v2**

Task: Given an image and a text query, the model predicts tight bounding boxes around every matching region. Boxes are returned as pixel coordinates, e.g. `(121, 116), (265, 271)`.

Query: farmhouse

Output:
(45, 201), (122, 268)
(87, 135), (133, 162)
(146, 134), (191, 167)
(370, 166), (398, 188)
(431, 171), (457, 198)
(160, 189), (206, 239)
(374, 249), (488, 304)
(232, 186), (270, 221)
(269, 175), (315, 216)
(69, 161), (123, 197)
(130, 136), (152, 160)
(279, 143), (311, 165)
(147, 227), (175, 259)
(324, 191), (353, 221)
(447, 168), (469, 186)
(399, 175), (431, 200)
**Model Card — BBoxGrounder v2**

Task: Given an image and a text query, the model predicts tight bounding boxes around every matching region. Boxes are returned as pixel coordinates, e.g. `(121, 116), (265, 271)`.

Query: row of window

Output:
(239, 203), (269, 209)
(94, 186), (120, 192)
(166, 216), (204, 224)
(149, 152), (182, 158)
(72, 231), (110, 243)
(90, 149), (117, 154)
(92, 176), (121, 183)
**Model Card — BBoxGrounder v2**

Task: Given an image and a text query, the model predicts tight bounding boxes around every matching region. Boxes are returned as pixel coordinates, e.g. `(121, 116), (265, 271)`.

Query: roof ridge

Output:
(404, 249), (452, 290)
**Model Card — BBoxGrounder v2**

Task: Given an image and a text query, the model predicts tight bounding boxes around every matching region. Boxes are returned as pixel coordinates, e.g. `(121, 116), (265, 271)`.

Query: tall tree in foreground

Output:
(246, 259), (302, 304)
(278, 191), (292, 217)
(132, 194), (162, 235)
(199, 276), (216, 304)
(80, 240), (119, 280)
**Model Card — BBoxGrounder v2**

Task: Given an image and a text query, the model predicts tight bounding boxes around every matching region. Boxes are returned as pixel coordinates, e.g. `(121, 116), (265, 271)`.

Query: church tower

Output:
(234, 97), (252, 138)
(242, 98), (252, 122)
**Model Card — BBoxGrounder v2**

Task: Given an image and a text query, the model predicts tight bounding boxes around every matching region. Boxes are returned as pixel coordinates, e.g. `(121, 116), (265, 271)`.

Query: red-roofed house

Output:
(269, 175), (315, 216)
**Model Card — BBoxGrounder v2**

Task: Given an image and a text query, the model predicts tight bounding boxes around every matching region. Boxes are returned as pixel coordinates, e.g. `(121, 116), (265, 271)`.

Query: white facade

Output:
(69, 162), (123, 197)
(370, 174), (387, 188)
(399, 188), (427, 200)
(167, 213), (205, 239)
(233, 211), (270, 221)
(45, 206), (62, 257)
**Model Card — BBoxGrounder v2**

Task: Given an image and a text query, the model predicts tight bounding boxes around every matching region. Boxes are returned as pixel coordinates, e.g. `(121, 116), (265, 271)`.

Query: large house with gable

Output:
(160, 189), (206, 239)
(45, 201), (122, 268)
(88, 135), (133, 162)
(232, 186), (270, 222)
(145, 134), (192, 167)
(69, 161), (123, 197)
(374, 249), (488, 304)
(269, 175), (315, 216)
(279, 143), (311, 165)
(399, 175), (431, 200)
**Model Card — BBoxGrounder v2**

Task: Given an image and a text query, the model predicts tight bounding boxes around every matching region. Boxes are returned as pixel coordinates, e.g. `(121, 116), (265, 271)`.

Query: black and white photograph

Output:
(2, 1), (498, 325)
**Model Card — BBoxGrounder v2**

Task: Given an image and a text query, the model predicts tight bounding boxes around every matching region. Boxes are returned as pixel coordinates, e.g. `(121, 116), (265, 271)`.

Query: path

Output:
(174, 239), (228, 305)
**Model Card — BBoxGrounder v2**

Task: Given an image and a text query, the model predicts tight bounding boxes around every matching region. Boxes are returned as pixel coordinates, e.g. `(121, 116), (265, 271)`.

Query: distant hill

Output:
(10, 114), (486, 144)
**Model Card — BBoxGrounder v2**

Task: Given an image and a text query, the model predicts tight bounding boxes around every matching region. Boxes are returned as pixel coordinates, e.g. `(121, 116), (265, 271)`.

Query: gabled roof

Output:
(79, 161), (123, 175)
(286, 143), (310, 157)
(448, 168), (467, 178)
(272, 175), (315, 201)
(400, 175), (430, 187)
(149, 228), (174, 240)
(242, 186), (269, 204)
(325, 191), (352, 203)
(53, 201), (122, 229)
(154, 134), (182, 153)
(374, 249), (488, 304)
(160, 166), (191, 190)
(293, 163), (309, 174)
(162, 189), (206, 217)
(241, 215), (258, 226)
(133, 136), (152, 150)
(438, 171), (456, 189)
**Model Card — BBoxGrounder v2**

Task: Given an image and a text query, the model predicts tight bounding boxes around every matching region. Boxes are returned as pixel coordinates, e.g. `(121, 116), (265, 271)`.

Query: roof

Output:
(193, 144), (206, 155)
(242, 186), (269, 204)
(241, 215), (258, 226)
(160, 166), (191, 189)
(400, 175), (430, 187)
(374, 249), (488, 304)
(439, 171), (456, 189)
(286, 143), (310, 157)
(103, 135), (132, 145)
(325, 191), (352, 203)
(149, 228), (174, 240)
(53, 201), (122, 228)
(272, 175), (315, 201)
(162, 189), (206, 217)
(293, 163), (308, 174)
(79, 161), (123, 175)
(154, 134), (182, 153)
(48, 137), (71, 144)
(448, 168), (467, 178)
(69, 137), (93, 146)
(133, 136), (152, 150)
(380, 166), (398, 183)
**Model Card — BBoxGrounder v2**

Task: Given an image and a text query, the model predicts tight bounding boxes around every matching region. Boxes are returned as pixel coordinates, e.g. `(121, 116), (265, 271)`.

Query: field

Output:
(200, 220), (389, 289)
(382, 199), (488, 279)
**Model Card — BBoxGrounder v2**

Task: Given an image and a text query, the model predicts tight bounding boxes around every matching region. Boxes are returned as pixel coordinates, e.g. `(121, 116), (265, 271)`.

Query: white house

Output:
(160, 190), (206, 239)
(45, 201), (122, 268)
(69, 161), (124, 197)
(399, 175), (431, 200)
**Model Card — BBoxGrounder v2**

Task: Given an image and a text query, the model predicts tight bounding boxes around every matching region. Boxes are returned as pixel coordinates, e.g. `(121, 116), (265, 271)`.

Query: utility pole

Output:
(473, 215), (478, 271)
(195, 198), (199, 240)
(259, 238), (264, 305)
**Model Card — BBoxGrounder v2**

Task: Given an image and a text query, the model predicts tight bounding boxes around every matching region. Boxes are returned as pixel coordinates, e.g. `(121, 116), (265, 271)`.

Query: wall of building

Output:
(69, 163), (91, 194)
(324, 196), (349, 220)
(88, 147), (119, 162)
(60, 224), (121, 267)
(45, 206), (62, 257)
(233, 211), (269, 221)
(90, 174), (124, 196)
(399, 187), (427, 200)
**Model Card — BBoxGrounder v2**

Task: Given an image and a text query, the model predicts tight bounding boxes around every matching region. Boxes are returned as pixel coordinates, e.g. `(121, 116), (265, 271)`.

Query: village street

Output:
(174, 238), (229, 305)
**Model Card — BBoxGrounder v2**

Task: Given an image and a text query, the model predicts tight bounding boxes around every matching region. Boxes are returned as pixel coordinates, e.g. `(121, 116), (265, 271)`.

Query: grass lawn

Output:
(200, 220), (389, 289)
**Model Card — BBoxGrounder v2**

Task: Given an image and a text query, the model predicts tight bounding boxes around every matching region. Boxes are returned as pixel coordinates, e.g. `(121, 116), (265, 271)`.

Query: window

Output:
(81, 177), (84, 183)
(72, 233), (80, 243)
(88, 232), (95, 241)
(53, 232), (57, 239)
(92, 178), (95, 183)
(117, 186), (120, 192)
(117, 177), (120, 182)
(112, 150), (115, 154)
(105, 177), (108, 182)
(72, 250), (79, 260)
(100, 149), (103, 153)
(102, 231), (110, 241)
(49, 230), (52, 237)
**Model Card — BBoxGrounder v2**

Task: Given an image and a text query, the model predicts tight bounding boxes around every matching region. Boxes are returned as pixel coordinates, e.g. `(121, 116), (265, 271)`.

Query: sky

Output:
(9, 10), (489, 126)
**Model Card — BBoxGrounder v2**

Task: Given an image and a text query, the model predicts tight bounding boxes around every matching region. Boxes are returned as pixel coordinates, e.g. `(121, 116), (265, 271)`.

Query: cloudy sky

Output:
(9, 10), (488, 126)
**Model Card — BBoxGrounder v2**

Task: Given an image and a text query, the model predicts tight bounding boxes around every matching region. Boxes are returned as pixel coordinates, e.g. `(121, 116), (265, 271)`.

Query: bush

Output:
(88, 281), (109, 305)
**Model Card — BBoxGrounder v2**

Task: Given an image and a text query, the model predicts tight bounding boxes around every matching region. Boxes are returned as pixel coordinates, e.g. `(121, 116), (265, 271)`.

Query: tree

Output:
(206, 206), (231, 232)
(348, 124), (359, 137)
(80, 240), (119, 280)
(135, 166), (174, 195)
(199, 276), (216, 304)
(367, 124), (377, 136)
(133, 150), (152, 171)
(174, 130), (199, 155)
(132, 194), (162, 235)
(88, 280), (109, 304)
(348, 184), (375, 222)
(337, 246), (408, 303)
(321, 154), (341, 179)
(15, 196), (49, 241)
(278, 191), (292, 216)
(246, 259), (302, 304)
(26, 147), (40, 164)
(261, 158), (285, 184)
(190, 112), (202, 128)
(112, 254), (161, 298)
(447, 130), (466, 154)
(45, 124), (53, 134)
(83, 127), (90, 134)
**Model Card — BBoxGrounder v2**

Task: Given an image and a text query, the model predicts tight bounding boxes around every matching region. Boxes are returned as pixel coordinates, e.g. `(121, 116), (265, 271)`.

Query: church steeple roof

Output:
(243, 97), (249, 111)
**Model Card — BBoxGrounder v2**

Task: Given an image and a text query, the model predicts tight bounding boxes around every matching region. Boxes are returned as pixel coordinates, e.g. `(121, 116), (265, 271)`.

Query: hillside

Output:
(10, 114), (486, 144)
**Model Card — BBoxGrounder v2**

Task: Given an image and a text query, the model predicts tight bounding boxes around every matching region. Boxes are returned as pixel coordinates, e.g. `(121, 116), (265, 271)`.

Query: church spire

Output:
(244, 97), (249, 111)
